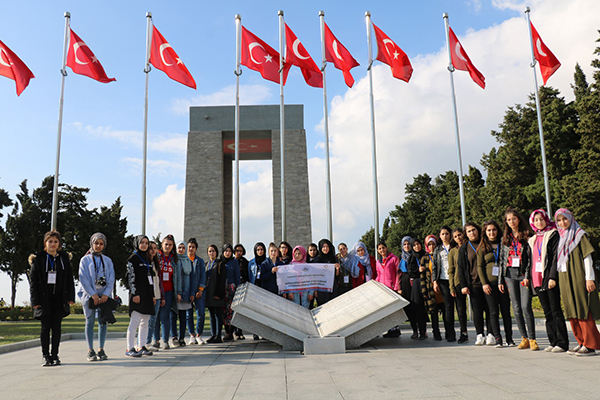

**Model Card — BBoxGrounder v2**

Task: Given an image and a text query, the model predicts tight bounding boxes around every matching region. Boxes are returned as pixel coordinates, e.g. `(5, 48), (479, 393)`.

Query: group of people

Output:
(28, 206), (600, 367)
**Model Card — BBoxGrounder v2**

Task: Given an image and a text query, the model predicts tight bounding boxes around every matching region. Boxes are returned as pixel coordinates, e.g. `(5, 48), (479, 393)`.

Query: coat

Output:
(77, 253), (115, 318)
(205, 259), (226, 308)
(29, 251), (75, 320)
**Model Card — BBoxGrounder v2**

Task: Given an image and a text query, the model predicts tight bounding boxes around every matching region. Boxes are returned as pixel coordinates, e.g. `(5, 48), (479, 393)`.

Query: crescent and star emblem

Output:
(332, 40), (344, 61)
(536, 38), (548, 57)
(455, 42), (468, 62)
(227, 143), (249, 151)
(292, 39), (310, 60)
(382, 39), (400, 60)
(249, 42), (265, 64)
(159, 43), (174, 66)
(73, 42), (95, 65)
(0, 48), (12, 67)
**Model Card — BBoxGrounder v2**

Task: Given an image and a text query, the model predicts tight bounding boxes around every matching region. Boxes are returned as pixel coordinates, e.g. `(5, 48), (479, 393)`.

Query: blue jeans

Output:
(85, 309), (107, 350)
(170, 309), (178, 338)
(146, 301), (160, 345)
(159, 291), (174, 343)
(209, 307), (223, 337)
(194, 297), (205, 336)
(505, 268), (535, 340)
(292, 291), (311, 308)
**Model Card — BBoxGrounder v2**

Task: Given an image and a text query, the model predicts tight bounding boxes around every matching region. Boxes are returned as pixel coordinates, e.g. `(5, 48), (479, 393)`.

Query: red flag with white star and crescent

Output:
(285, 23), (322, 88)
(372, 22), (413, 83)
(530, 21), (560, 85)
(149, 25), (196, 89)
(65, 28), (115, 83)
(448, 27), (485, 89)
(0, 39), (35, 96)
(241, 26), (289, 84)
(323, 23), (359, 88)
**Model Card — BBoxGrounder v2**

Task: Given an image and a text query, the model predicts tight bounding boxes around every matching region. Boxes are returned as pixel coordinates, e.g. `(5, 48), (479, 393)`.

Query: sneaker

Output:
(530, 339), (539, 351)
(188, 335), (197, 345)
(87, 349), (98, 362)
(253, 334), (260, 340)
(97, 349), (108, 361)
(575, 346), (596, 356)
(475, 334), (485, 346)
(212, 336), (223, 343)
(42, 356), (54, 367)
(551, 346), (567, 353)
(223, 333), (235, 341)
(567, 344), (582, 355)
(171, 337), (179, 347)
(419, 332), (428, 340)
(152, 341), (161, 350)
(544, 345), (554, 352)
(140, 346), (153, 356)
(486, 333), (495, 346)
(411, 332), (419, 339)
(52, 355), (61, 366)
(495, 338), (503, 348)
(433, 331), (442, 341)
(506, 339), (516, 347)
(383, 329), (401, 338)
(197, 337), (206, 345)
(237, 334), (245, 340)
(179, 339), (186, 347)
(162, 342), (171, 350)
(517, 337), (530, 349)
(206, 335), (216, 343)
(125, 348), (142, 358)
(458, 333), (468, 344)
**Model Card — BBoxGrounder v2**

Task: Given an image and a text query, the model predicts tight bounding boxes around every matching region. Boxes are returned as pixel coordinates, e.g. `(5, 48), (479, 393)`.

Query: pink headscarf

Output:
(554, 208), (585, 272)
(291, 245), (307, 264)
(529, 209), (556, 233)
(424, 235), (437, 253)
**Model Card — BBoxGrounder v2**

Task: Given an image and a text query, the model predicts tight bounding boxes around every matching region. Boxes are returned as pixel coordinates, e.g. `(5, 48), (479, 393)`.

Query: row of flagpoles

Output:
(0, 8), (561, 250)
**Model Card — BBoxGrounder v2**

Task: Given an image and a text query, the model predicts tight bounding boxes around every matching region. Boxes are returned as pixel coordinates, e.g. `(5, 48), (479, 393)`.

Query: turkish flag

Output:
(241, 26), (289, 84)
(285, 24), (322, 88)
(530, 22), (560, 85)
(372, 23), (412, 83)
(0, 40), (34, 96)
(324, 23), (359, 87)
(223, 138), (272, 154)
(66, 28), (115, 83)
(149, 25), (196, 89)
(448, 27), (485, 89)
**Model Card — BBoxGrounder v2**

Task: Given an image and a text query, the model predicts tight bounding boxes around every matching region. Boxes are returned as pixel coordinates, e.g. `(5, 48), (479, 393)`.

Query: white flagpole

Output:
(234, 14), (242, 245)
(443, 13), (467, 227)
(141, 12), (152, 235)
(365, 11), (380, 251)
(51, 11), (71, 231)
(319, 10), (334, 242)
(278, 10), (286, 242)
(525, 6), (552, 215)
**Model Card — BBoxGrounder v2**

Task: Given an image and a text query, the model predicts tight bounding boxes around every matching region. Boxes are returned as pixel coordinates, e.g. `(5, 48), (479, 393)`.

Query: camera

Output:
(96, 276), (107, 287)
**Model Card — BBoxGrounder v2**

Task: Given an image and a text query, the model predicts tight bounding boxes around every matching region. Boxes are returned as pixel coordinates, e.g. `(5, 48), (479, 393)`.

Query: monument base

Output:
(303, 335), (345, 355)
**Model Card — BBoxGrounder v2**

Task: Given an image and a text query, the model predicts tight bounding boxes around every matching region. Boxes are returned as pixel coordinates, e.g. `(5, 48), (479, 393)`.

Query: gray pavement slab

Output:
(1, 325), (599, 399)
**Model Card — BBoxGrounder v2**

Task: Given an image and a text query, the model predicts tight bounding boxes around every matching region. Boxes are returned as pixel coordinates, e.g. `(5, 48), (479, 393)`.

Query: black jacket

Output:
(29, 251), (75, 320)
(528, 230), (559, 292)
(205, 259), (226, 307)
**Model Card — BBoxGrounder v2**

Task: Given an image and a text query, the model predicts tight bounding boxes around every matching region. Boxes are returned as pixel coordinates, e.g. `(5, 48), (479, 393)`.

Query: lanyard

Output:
(46, 253), (56, 271)
(468, 242), (477, 253)
(442, 245), (449, 255)
(492, 245), (499, 264)
(161, 253), (173, 269)
(535, 236), (543, 259)
(92, 255), (105, 277)
(134, 251), (152, 273)
(511, 236), (520, 256)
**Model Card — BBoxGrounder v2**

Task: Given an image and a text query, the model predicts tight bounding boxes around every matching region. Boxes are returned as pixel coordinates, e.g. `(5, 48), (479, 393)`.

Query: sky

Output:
(1, 0), (599, 305)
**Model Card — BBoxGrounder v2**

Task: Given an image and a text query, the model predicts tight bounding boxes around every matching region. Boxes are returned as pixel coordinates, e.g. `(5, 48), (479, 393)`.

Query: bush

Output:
(71, 303), (84, 314)
(0, 307), (34, 321)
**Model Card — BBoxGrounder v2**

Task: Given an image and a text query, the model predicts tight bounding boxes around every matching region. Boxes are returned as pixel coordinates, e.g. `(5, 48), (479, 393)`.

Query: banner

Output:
(276, 263), (335, 294)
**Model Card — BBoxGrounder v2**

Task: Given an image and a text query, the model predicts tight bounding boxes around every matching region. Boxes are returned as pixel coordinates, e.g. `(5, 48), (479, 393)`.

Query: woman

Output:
(174, 240), (198, 347)
(315, 239), (337, 306)
(30, 230), (75, 367)
(78, 232), (115, 362)
(376, 241), (401, 338)
(349, 241), (375, 287)
(555, 208), (600, 356)
(291, 245), (312, 308)
(528, 209), (568, 353)
(478, 220), (513, 348)
(146, 241), (164, 350)
(205, 245), (226, 343)
(125, 235), (155, 357)
(502, 207), (536, 350)
(431, 226), (457, 342)
(221, 244), (240, 341)
(458, 222), (492, 346)
(189, 238), (206, 345)
(168, 242), (189, 347)
(248, 242), (267, 287)
(421, 235), (445, 341)
(306, 243), (319, 309)
(398, 237), (427, 339)
(233, 244), (249, 339)
(158, 234), (178, 349)
(279, 241), (293, 265)
(260, 242), (283, 295)
(449, 228), (469, 344)
(335, 243), (357, 297)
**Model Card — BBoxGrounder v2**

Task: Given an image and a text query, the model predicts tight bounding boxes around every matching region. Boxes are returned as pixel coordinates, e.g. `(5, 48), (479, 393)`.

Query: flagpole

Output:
(364, 11), (380, 251)
(51, 11), (71, 231)
(318, 10), (334, 242)
(234, 14), (242, 245)
(278, 10), (286, 242)
(443, 13), (467, 227)
(525, 7), (552, 215)
(141, 12), (152, 236)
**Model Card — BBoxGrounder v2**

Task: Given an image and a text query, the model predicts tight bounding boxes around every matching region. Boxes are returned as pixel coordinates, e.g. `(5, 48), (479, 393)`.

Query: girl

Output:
(233, 244), (249, 339)
(335, 243), (357, 297)
(398, 237), (427, 339)
(502, 207), (536, 350)
(449, 228), (469, 344)
(478, 220), (513, 348)
(291, 245), (312, 308)
(260, 242), (284, 295)
(125, 235), (155, 357)
(205, 245), (226, 343)
(306, 243), (319, 309)
(315, 239), (337, 306)
(421, 235), (445, 341)
(555, 208), (600, 356)
(221, 244), (241, 341)
(376, 241), (401, 338)
(279, 241), (293, 265)
(158, 235), (178, 349)
(432, 226), (457, 342)
(248, 242), (267, 287)
(349, 241), (375, 287)
(170, 242), (190, 347)
(78, 232), (115, 361)
(29, 230), (75, 367)
(176, 240), (200, 346)
(528, 209), (568, 352)
(188, 239), (206, 345)
(146, 241), (164, 350)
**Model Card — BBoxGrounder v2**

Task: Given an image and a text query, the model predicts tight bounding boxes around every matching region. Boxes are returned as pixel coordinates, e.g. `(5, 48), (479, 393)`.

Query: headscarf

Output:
(90, 232), (107, 255)
(177, 241), (186, 254)
(317, 238), (336, 264)
(253, 242), (267, 266)
(555, 208), (586, 272)
(220, 244), (234, 264)
(291, 245), (307, 264)
(400, 236), (413, 262)
(425, 235), (437, 253)
(350, 242), (373, 278)
(235, 244), (246, 257)
(133, 235), (150, 263)
(411, 238), (425, 261)
(529, 208), (556, 233)
(337, 244), (353, 272)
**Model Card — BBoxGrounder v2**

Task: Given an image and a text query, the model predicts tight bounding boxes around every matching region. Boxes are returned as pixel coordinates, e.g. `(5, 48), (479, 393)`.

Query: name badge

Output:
(492, 265), (499, 277)
(148, 275), (154, 285)
(511, 257), (520, 267)
(163, 272), (170, 281)
(343, 275), (349, 284)
(535, 262), (543, 272)
(47, 271), (57, 285)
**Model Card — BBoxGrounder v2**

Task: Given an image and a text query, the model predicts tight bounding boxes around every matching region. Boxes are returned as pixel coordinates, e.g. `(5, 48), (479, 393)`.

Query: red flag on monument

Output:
(530, 22), (561, 85)
(0, 40), (34, 96)
(149, 25), (196, 89)
(323, 23), (359, 88)
(285, 24), (322, 88)
(66, 28), (115, 83)
(241, 26), (289, 84)
(448, 27), (485, 89)
(372, 23), (413, 83)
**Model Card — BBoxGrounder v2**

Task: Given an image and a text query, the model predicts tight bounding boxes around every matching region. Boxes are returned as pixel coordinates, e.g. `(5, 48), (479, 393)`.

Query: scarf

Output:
(400, 236), (413, 262)
(133, 235), (150, 262)
(411, 238), (425, 261)
(529, 208), (556, 233)
(253, 242), (267, 267)
(555, 208), (586, 272)
(90, 232), (107, 255)
(350, 241), (373, 278)
(220, 244), (234, 266)
(318, 238), (337, 264)
(291, 245), (307, 264)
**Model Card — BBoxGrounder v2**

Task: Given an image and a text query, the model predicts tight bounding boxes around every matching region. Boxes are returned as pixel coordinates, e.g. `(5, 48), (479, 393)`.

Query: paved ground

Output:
(1, 325), (599, 400)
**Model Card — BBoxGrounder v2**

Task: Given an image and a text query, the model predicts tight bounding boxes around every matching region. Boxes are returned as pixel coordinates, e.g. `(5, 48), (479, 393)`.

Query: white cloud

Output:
(171, 84), (274, 115)
(148, 184), (185, 241)
(491, 0), (528, 12)
(121, 158), (185, 177)
(467, 0), (483, 12)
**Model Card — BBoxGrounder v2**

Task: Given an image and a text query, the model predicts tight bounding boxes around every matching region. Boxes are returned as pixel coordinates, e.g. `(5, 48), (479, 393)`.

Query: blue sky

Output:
(1, 0), (599, 304)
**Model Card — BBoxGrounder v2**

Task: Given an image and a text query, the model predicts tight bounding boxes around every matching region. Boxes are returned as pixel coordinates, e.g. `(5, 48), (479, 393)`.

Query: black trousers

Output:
(484, 284), (513, 341)
(469, 286), (488, 336)
(454, 289), (468, 334)
(438, 280), (456, 340)
(537, 286), (569, 350)
(40, 296), (64, 357)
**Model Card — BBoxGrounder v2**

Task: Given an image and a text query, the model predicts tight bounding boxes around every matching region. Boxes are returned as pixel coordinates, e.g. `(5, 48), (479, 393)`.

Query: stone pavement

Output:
(1, 325), (599, 400)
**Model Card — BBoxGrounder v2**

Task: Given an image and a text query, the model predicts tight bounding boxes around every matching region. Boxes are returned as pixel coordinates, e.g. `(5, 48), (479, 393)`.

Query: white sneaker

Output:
(475, 334), (485, 346)
(197, 337), (206, 345)
(188, 335), (197, 345)
(551, 346), (566, 353)
(544, 346), (554, 352)
(486, 333), (495, 346)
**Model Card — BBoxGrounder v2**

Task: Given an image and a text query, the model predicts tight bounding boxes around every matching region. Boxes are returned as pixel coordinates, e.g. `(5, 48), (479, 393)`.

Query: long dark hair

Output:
(502, 206), (532, 245)
(161, 234), (178, 262)
(439, 225), (457, 249)
(478, 220), (502, 253)
(463, 222), (481, 242)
